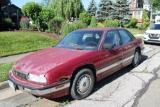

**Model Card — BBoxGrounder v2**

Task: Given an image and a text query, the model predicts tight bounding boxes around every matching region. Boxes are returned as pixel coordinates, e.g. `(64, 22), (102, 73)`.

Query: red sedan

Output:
(8, 28), (144, 100)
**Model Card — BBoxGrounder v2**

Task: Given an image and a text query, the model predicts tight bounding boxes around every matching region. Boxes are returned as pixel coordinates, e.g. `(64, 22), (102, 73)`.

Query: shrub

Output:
(2, 18), (13, 30)
(137, 23), (144, 30)
(79, 11), (91, 25)
(97, 23), (105, 28)
(143, 10), (150, 29)
(40, 21), (48, 32)
(47, 17), (64, 33)
(48, 20), (55, 33)
(45, 29), (50, 33)
(104, 18), (119, 28)
(125, 18), (138, 28)
(20, 17), (29, 30)
(29, 24), (37, 30)
(89, 16), (97, 28)
(62, 21), (86, 36)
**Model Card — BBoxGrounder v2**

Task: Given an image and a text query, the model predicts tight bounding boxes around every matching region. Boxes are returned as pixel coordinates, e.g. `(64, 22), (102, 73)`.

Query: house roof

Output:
(1, 4), (21, 10)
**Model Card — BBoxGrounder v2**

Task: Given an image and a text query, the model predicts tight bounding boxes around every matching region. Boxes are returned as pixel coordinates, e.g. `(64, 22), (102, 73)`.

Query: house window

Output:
(132, 0), (135, 7)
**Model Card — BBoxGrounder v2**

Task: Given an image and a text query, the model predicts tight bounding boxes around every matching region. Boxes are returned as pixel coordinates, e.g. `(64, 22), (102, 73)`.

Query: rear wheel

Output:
(70, 68), (95, 100)
(132, 49), (141, 67)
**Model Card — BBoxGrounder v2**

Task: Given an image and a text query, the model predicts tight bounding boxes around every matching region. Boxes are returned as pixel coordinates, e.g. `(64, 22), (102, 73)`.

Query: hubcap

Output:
(77, 74), (91, 95)
(134, 52), (139, 64)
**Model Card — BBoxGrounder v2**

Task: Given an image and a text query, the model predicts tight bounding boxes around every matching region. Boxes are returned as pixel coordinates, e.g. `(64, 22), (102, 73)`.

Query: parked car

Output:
(8, 28), (144, 100)
(144, 22), (160, 43)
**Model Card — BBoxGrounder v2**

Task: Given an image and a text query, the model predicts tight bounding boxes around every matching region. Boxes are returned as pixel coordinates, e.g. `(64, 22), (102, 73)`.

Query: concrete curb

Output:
(0, 81), (9, 90)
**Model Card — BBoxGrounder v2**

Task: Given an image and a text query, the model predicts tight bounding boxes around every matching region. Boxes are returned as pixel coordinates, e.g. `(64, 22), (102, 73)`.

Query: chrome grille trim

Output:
(13, 68), (28, 80)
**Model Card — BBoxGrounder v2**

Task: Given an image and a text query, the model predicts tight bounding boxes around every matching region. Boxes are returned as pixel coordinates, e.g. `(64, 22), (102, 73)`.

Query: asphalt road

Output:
(0, 44), (160, 107)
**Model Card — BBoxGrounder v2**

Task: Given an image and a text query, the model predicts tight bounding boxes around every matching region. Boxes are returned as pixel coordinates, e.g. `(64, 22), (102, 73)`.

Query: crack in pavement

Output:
(132, 69), (159, 107)
(130, 73), (146, 84)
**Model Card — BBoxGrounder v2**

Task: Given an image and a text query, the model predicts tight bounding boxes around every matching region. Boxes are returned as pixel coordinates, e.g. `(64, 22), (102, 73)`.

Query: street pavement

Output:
(137, 69), (160, 107)
(66, 44), (160, 107)
(0, 44), (160, 107)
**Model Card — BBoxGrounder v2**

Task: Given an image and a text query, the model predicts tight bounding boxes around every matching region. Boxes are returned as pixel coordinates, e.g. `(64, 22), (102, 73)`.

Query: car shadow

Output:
(145, 42), (160, 46)
(46, 54), (148, 103)
(141, 54), (148, 62)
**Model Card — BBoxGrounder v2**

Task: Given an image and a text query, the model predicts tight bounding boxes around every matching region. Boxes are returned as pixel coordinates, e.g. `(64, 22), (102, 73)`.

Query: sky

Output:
(11, 0), (100, 10)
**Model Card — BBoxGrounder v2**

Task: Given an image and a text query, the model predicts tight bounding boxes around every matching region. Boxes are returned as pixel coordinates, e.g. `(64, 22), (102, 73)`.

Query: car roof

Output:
(76, 28), (125, 31)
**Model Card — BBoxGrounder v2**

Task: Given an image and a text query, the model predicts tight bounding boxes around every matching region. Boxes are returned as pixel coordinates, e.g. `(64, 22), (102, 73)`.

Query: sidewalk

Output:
(0, 52), (32, 65)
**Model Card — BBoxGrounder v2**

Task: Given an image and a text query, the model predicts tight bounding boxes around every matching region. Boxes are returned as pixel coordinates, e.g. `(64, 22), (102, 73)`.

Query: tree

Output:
(143, 10), (150, 29)
(79, 11), (91, 25)
(104, 18), (119, 27)
(150, 0), (160, 10)
(39, 8), (54, 23)
(37, 8), (54, 31)
(87, 0), (97, 16)
(41, 0), (52, 8)
(22, 2), (42, 24)
(96, 0), (115, 22)
(50, 0), (84, 19)
(89, 16), (97, 28)
(114, 0), (130, 27)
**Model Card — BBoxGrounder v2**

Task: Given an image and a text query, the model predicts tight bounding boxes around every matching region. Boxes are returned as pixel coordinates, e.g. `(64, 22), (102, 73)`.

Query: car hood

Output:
(146, 29), (160, 34)
(14, 47), (91, 75)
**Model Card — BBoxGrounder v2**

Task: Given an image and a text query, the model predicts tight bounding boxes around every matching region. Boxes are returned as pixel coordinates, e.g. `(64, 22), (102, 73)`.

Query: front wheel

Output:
(132, 49), (141, 67)
(70, 68), (95, 100)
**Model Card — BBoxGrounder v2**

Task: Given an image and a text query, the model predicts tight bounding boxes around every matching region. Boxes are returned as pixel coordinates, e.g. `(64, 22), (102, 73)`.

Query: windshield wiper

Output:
(76, 47), (84, 50)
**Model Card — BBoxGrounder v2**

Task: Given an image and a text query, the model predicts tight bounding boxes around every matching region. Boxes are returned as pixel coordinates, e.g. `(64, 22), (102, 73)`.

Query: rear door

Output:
(97, 30), (122, 79)
(118, 29), (136, 67)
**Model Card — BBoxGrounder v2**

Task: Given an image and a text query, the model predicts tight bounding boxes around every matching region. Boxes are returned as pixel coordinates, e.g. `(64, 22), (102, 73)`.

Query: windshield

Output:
(150, 24), (160, 30)
(56, 30), (104, 50)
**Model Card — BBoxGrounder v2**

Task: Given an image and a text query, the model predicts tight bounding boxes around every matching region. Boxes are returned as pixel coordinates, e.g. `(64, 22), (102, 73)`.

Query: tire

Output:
(132, 49), (141, 67)
(70, 68), (95, 100)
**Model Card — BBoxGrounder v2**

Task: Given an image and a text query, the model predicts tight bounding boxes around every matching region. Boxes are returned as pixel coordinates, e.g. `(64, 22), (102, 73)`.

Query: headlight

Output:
(28, 74), (47, 84)
(144, 32), (149, 36)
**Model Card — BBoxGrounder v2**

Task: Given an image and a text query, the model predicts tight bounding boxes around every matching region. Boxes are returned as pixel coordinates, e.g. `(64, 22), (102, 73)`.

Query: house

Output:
(129, 0), (150, 23)
(0, 0), (10, 25)
(1, 4), (22, 29)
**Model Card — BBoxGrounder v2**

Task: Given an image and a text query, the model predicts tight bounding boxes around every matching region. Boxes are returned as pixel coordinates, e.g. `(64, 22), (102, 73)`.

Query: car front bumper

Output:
(8, 71), (70, 98)
(144, 34), (160, 44)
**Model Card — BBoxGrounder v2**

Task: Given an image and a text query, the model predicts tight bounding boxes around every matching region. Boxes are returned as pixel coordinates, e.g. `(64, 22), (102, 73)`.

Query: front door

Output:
(97, 30), (122, 79)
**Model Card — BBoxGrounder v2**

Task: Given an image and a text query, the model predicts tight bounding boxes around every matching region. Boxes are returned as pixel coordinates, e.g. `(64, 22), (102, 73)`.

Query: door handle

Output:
(130, 44), (134, 47)
(119, 48), (122, 52)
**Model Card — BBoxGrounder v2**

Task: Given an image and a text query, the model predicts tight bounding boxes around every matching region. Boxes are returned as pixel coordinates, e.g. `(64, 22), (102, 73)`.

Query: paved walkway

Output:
(0, 52), (32, 65)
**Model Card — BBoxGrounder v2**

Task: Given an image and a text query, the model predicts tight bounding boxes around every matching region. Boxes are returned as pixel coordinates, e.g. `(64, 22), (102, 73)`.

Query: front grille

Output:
(148, 40), (160, 42)
(149, 34), (159, 39)
(13, 68), (28, 80)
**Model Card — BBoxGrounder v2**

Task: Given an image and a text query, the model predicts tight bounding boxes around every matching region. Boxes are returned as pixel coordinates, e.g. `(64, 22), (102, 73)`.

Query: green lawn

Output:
(126, 28), (145, 35)
(0, 32), (58, 58)
(0, 62), (13, 82)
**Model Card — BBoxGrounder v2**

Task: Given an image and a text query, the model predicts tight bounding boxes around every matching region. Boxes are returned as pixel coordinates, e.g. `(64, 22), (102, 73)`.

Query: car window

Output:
(105, 30), (120, 46)
(118, 30), (131, 44)
(64, 33), (80, 45)
(57, 30), (104, 50)
(150, 24), (160, 30)
(125, 30), (136, 40)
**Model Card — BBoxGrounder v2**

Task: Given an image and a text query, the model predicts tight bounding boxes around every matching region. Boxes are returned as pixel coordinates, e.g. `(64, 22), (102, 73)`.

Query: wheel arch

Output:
(135, 46), (141, 56)
(70, 64), (97, 88)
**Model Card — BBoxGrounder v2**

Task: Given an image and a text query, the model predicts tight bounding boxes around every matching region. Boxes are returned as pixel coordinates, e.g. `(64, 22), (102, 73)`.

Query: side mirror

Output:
(103, 44), (115, 50)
